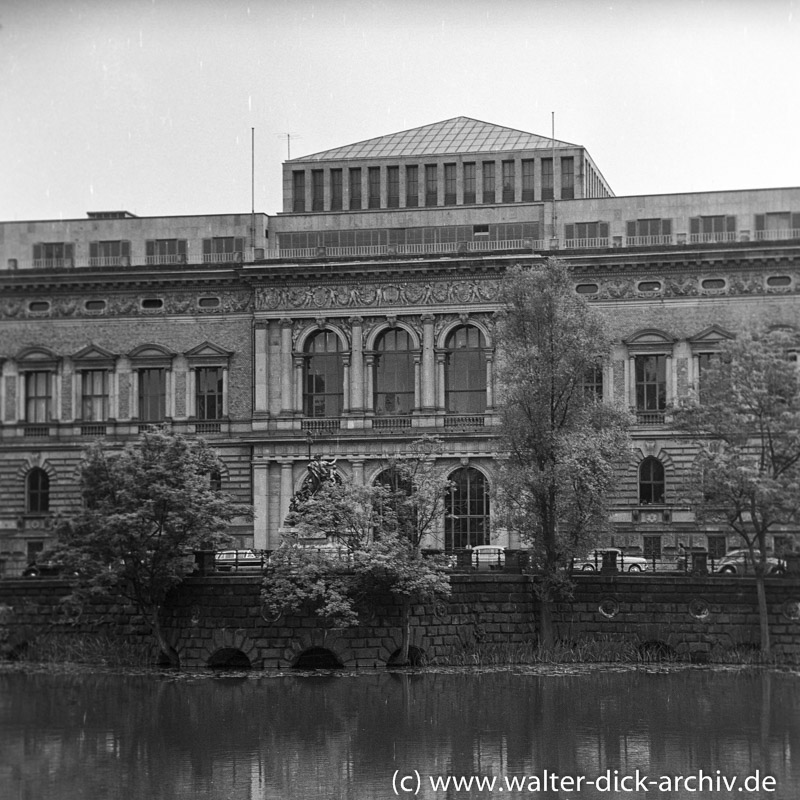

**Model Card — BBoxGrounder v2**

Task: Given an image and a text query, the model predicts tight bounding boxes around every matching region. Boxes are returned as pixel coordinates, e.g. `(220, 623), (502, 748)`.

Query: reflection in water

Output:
(0, 667), (798, 799)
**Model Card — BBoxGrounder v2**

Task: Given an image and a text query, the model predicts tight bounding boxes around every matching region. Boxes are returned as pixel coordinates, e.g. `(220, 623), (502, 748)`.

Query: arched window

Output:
(639, 457), (665, 504)
(303, 331), (343, 418)
(374, 329), (414, 415)
(209, 470), (222, 492)
(445, 467), (489, 549)
(445, 325), (487, 414)
(27, 468), (50, 513)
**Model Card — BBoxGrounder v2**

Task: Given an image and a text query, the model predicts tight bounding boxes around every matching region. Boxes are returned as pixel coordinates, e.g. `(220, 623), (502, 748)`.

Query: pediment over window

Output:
(687, 325), (734, 351)
(72, 344), (118, 367)
(128, 343), (175, 367)
(16, 346), (60, 369)
(623, 329), (676, 353)
(184, 342), (234, 360)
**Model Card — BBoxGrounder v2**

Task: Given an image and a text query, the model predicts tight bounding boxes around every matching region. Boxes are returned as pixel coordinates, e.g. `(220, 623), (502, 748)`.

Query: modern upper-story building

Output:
(1, 117), (800, 575)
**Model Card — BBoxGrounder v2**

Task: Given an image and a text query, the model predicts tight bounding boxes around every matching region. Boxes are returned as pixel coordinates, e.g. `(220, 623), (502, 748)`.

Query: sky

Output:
(1, 0), (799, 221)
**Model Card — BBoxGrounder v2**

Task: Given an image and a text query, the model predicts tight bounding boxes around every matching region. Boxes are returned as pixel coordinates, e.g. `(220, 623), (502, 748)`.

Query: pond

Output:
(1, 665), (799, 799)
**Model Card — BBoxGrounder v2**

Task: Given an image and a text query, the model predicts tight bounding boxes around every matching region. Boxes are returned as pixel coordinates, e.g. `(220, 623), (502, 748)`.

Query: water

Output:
(1, 665), (799, 799)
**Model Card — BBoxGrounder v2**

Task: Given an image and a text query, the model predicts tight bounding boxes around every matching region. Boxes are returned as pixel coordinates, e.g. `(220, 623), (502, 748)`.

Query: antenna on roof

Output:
(251, 127), (256, 253)
(277, 132), (300, 160)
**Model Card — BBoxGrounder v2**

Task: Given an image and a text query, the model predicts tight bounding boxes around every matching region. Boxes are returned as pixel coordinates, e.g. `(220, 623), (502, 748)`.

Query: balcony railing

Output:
(145, 254), (187, 265)
(634, 409), (667, 425)
(563, 237), (609, 249)
(80, 424), (107, 436)
(32, 258), (73, 269)
(372, 416), (412, 430)
(754, 228), (800, 241)
(89, 256), (129, 267)
(301, 418), (341, 433)
(625, 235), (673, 247)
(444, 415), (486, 430)
(688, 232), (737, 244)
(202, 251), (242, 263)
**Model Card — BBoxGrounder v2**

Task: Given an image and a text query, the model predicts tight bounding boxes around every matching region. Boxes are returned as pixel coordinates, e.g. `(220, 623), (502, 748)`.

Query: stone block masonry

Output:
(0, 574), (798, 667)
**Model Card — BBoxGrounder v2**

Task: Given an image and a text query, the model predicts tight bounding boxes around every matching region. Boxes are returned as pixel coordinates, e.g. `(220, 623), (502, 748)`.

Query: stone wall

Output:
(1, 574), (798, 668)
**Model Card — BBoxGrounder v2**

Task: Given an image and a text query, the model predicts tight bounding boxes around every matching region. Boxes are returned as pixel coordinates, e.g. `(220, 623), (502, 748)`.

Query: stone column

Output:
(342, 354), (351, 414)
(279, 460), (294, 528)
(485, 352), (495, 409)
(280, 319), (294, 414)
(254, 321), (269, 413)
(221, 367), (229, 416)
(293, 354), (304, 414)
(628, 356), (636, 407)
(253, 460), (270, 550)
(413, 354), (421, 411)
(364, 354), (375, 412)
(666, 354), (674, 403)
(436, 352), (447, 410)
(349, 316), (364, 412)
(351, 459), (364, 485)
(421, 314), (436, 411)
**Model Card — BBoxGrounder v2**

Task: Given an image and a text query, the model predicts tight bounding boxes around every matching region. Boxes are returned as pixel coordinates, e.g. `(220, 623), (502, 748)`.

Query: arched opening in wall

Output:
(387, 646), (426, 667)
(207, 648), (252, 669)
(303, 330), (344, 418)
(636, 640), (676, 662)
(293, 647), (344, 670)
(444, 324), (487, 414)
(373, 328), (414, 416)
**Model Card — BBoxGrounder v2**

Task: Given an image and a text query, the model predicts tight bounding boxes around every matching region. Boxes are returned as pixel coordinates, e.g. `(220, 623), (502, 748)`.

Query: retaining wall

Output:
(1, 574), (799, 667)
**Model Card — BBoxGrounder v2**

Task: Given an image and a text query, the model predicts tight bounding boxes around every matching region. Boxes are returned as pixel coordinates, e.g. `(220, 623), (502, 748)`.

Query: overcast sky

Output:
(1, 0), (798, 221)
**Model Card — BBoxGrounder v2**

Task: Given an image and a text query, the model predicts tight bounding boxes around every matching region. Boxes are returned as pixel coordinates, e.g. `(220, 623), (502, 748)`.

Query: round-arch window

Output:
(639, 458), (665, 504)
(445, 325), (487, 414)
(445, 467), (489, 549)
(374, 329), (414, 415)
(303, 331), (343, 418)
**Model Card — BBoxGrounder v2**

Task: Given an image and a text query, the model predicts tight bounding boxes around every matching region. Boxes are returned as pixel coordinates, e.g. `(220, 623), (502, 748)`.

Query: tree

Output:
(261, 440), (452, 665)
(494, 259), (631, 647)
(50, 430), (250, 666)
(673, 327), (800, 658)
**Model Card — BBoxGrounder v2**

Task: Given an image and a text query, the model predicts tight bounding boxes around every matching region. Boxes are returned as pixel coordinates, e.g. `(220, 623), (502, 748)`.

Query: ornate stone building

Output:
(2, 117), (799, 574)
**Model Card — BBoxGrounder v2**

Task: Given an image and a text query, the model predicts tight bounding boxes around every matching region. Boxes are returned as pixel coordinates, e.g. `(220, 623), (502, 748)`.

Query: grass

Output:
(9, 633), (155, 668)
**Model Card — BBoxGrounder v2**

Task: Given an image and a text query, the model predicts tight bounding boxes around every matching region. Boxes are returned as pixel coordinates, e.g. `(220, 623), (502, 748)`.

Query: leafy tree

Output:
(261, 441), (452, 664)
(495, 259), (631, 646)
(50, 430), (250, 666)
(673, 327), (800, 658)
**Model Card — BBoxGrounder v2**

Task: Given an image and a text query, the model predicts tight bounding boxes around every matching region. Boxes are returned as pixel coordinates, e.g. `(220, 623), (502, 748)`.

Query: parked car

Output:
(714, 549), (785, 575)
(470, 545), (506, 570)
(214, 549), (266, 573)
(22, 559), (78, 578)
(573, 548), (650, 573)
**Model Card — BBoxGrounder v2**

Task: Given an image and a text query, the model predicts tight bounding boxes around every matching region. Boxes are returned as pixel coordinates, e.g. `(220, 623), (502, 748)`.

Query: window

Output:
(639, 457), (665, 504)
(304, 331), (343, 418)
(89, 240), (130, 267)
(583, 364), (604, 401)
(689, 215), (736, 243)
(387, 166), (400, 208)
(561, 157), (574, 199)
(445, 325), (487, 414)
(405, 165), (419, 207)
(26, 468), (50, 514)
(635, 355), (667, 416)
(755, 211), (800, 241)
(445, 467), (489, 549)
(311, 169), (324, 211)
(33, 242), (73, 268)
(202, 237), (245, 263)
(25, 371), (52, 423)
(521, 159), (535, 202)
(330, 169), (343, 210)
(541, 158), (553, 200)
(138, 368), (166, 421)
(564, 222), (609, 245)
(707, 535), (726, 560)
(349, 168), (362, 210)
(482, 161), (495, 203)
(501, 160), (515, 202)
(145, 238), (187, 265)
(463, 163), (476, 204)
(643, 535), (661, 560)
(444, 163), (456, 205)
(374, 467), (415, 538)
(209, 470), (222, 492)
(368, 166), (381, 209)
(196, 367), (224, 420)
(374, 329), (414, 415)
(626, 218), (672, 244)
(80, 370), (109, 421)
(425, 165), (438, 206)
(292, 171), (306, 212)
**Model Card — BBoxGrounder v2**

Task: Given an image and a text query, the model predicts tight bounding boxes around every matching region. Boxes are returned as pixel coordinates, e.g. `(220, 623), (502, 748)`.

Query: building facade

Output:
(2, 117), (800, 575)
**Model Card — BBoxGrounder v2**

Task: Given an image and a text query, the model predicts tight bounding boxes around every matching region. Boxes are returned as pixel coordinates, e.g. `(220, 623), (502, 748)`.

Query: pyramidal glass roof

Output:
(291, 117), (578, 162)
